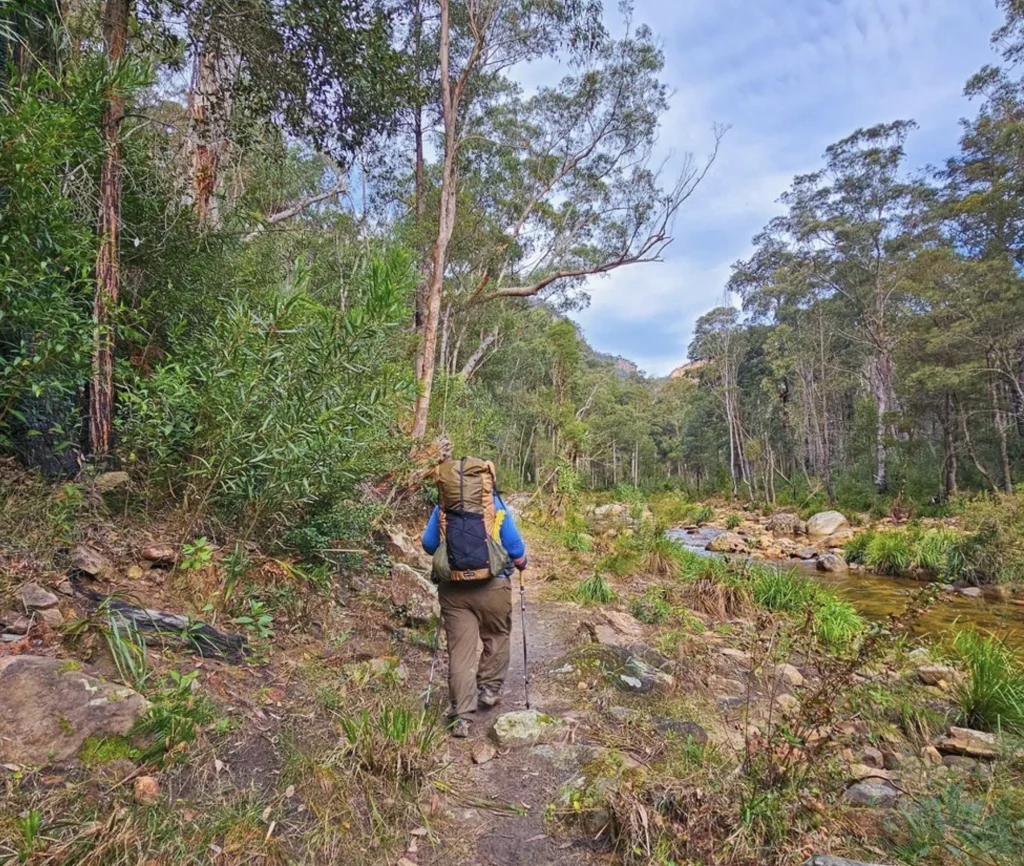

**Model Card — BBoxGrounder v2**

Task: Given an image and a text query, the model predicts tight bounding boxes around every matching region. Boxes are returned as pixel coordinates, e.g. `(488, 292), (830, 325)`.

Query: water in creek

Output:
(667, 527), (1024, 648)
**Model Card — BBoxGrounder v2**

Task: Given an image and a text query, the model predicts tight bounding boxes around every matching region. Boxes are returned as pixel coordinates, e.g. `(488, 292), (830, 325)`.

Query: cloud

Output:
(551, 0), (1003, 375)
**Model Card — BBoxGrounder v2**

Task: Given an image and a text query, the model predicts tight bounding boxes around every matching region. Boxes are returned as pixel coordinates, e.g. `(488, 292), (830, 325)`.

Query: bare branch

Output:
(243, 181), (348, 242)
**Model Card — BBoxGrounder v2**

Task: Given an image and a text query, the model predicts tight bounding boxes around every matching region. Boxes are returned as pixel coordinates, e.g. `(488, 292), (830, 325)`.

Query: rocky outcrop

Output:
(0, 656), (149, 766)
(806, 511), (850, 538)
(94, 471), (131, 493)
(553, 643), (674, 694)
(384, 527), (431, 569)
(582, 503), (650, 534)
(706, 532), (746, 554)
(387, 563), (439, 626)
(140, 543), (177, 565)
(934, 727), (999, 759)
(917, 665), (958, 687)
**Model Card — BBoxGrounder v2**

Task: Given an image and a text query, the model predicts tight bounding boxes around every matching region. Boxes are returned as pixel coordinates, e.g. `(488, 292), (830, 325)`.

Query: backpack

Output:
(431, 457), (510, 582)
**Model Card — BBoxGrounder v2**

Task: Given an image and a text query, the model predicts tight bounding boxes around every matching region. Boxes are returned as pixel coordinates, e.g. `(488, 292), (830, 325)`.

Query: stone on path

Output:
(1, 611), (30, 635)
(491, 710), (564, 748)
(0, 656), (149, 765)
(918, 665), (957, 687)
(17, 583), (59, 610)
(140, 543), (177, 565)
(843, 780), (898, 807)
(554, 643), (674, 694)
(472, 741), (497, 765)
(935, 727), (999, 759)
(706, 532), (746, 554)
(591, 609), (645, 647)
(859, 746), (884, 769)
(806, 511), (850, 538)
(71, 545), (113, 579)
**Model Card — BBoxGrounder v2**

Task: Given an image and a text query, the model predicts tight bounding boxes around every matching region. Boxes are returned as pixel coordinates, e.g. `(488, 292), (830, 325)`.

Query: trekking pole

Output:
(424, 614), (443, 711)
(517, 567), (531, 710)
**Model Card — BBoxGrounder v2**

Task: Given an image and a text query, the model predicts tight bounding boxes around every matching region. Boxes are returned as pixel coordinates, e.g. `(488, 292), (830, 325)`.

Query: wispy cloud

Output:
(555, 0), (1002, 376)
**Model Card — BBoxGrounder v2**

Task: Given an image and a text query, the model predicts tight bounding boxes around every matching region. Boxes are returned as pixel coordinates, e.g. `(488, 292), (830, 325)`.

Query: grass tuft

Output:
(951, 631), (1024, 735)
(573, 573), (617, 605)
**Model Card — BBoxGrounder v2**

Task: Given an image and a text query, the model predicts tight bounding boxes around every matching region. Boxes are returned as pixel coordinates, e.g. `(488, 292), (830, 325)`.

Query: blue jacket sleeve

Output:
(421, 506), (441, 554)
(495, 494), (527, 563)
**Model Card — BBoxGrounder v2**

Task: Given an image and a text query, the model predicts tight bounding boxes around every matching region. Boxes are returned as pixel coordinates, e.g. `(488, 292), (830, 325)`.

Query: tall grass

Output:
(914, 528), (961, 574)
(573, 574), (616, 605)
(951, 631), (1024, 735)
(813, 598), (865, 650)
(751, 567), (818, 612)
(630, 587), (672, 624)
(864, 530), (915, 575)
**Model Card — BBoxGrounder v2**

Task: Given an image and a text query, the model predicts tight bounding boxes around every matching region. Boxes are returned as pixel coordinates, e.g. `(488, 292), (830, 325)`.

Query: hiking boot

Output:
(477, 687), (501, 709)
(448, 717), (471, 738)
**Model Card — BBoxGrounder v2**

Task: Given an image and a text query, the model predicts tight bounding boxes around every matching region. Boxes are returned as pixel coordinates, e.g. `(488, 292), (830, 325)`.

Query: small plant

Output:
(951, 630), (1024, 735)
(233, 599), (275, 641)
(559, 509), (593, 552)
(335, 703), (441, 787)
(813, 597), (864, 650)
(725, 513), (742, 530)
(14, 810), (43, 864)
(104, 614), (151, 691)
(630, 587), (672, 624)
(634, 523), (693, 580)
(689, 504), (714, 526)
(864, 530), (914, 575)
(843, 531), (873, 564)
(751, 567), (818, 613)
(181, 536), (215, 571)
(131, 670), (216, 764)
(573, 574), (616, 605)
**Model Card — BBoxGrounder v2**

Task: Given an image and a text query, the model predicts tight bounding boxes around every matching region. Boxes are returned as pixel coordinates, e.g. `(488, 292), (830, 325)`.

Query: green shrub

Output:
(864, 530), (914, 575)
(559, 509), (593, 552)
(949, 494), (1024, 586)
(573, 574), (616, 605)
(913, 528), (960, 575)
(751, 567), (818, 613)
(843, 531), (873, 564)
(813, 597), (864, 650)
(725, 513), (742, 530)
(951, 631), (1024, 735)
(630, 587), (672, 624)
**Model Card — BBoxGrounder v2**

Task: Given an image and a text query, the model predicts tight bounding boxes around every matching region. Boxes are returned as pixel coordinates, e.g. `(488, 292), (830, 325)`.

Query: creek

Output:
(667, 527), (1024, 648)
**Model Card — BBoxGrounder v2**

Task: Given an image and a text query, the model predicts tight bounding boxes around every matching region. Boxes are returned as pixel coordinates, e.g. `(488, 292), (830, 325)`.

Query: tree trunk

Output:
(991, 377), (1013, 493)
(942, 393), (958, 501)
(90, 0), (129, 458)
(959, 404), (998, 492)
(185, 31), (238, 229)
(869, 348), (895, 494)
(411, 0), (458, 439)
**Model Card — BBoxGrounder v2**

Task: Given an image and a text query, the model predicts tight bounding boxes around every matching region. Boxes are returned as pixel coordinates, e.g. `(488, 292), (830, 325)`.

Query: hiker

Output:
(421, 456), (527, 737)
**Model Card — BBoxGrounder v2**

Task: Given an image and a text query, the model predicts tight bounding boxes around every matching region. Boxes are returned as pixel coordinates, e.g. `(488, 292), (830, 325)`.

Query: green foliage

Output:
(864, 530), (915, 576)
(558, 508), (593, 552)
(180, 537), (214, 572)
(630, 586), (672, 624)
(751, 567), (819, 613)
(104, 615), (151, 692)
(336, 703), (441, 786)
(913, 527), (960, 573)
(813, 597), (865, 651)
(572, 574), (616, 605)
(131, 670), (216, 765)
(843, 531), (873, 564)
(725, 513), (742, 530)
(951, 631), (1024, 735)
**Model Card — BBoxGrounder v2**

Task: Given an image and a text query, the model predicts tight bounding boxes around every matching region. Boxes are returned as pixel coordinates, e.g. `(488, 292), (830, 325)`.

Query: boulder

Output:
(817, 553), (848, 573)
(768, 513), (806, 536)
(942, 755), (978, 772)
(917, 665), (958, 687)
(0, 656), (149, 765)
(807, 511), (850, 538)
(585, 503), (637, 534)
(796, 546), (819, 560)
(491, 710), (564, 748)
(95, 471), (131, 494)
(775, 693), (800, 714)
(935, 727), (999, 760)
(920, 745), (943, 765)
(777, 538), (799, 556)
(848, 764), (895, 782)
(17, 583), (59, 610)
(709, 676), (747, 698)
(774, 663), (805, 688)
(387, 563), (440, 626)
(38, 607), (63, 628)
(982, 585), (1012, 601)
(140, 543), (177, 565)
(843, 781), (898, 807)
(1, 611), (30, 635)
(720, 647), (753, 664)
(70, 545), (113, 579)
(706, 532), (746, 554)
(959, 587), (983, 599)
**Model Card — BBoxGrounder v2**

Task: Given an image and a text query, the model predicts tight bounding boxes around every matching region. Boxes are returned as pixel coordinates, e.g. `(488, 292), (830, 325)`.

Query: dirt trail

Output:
(440, 577), (608, 866)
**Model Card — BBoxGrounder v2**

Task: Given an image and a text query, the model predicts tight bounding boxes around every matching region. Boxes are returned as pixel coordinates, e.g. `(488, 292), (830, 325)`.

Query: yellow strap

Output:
(492, 509), (506, 541)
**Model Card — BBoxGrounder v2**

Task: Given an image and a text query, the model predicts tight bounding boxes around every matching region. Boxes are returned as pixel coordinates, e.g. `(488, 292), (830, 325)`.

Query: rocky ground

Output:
(1, 477), (1022, 865)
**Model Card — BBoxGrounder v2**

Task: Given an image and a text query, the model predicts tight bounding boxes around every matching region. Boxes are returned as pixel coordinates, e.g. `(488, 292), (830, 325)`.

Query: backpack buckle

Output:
(461, 570), (477, 580)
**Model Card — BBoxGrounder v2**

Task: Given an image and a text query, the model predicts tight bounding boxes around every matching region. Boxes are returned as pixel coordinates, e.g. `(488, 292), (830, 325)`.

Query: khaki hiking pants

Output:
(438, 576), (512, 719)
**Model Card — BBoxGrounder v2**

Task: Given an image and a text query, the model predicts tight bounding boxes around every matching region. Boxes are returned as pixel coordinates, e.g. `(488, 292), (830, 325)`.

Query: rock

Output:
(140, 543), (177, 565)
(126, 565), (145, 581)
(882, 750), (903, 771)
(70, 545), (113, 579)
(942, 755), (978, 772)
(959, 587), (983, 599)
(1, 633), (25, 643)
(1, 611), (30, 635)
(0, 656), (149, 765)
(807, 511), (849, 538)
(472, 741), (497, 765)
(384, 528), (430, 568)
(774, 663), (805, 688)
(777, 538), (799, 555)
(768, 513), (807, 536)
(756, 535), (775, 550)
(817, 553), (848, 573)
(803, 857), (892, 866)
(653, 719), (708, 744)
(920, 745), (943, 766)
(387, 563), (440, 626)
(556, 644), (674, 694)
(17, 583), (59, 610)
(720, 648), (753, 664)
(491, 710), (564, 748)
(38, 608), (62, 628)
(585, 503), (639, 534)
(709, 676), (747, 698)
(95, 471), (131, 493)
(859, 746), (885, 769)
(917, 665), (958, 687)
(843, 781), (898, 807)
(775, 693), (800, 714)
(825, 527), (856, 547)
(796, 546), (819, 560)
(133, 776), (161, 806)
(935, 727), (999, 759)
(591, 609), (645, 647)
(706, 532), (746, 554)
(906, 647), (931, 664)
(717, 695), (749, 710)
(982, 585), (1012, 601)
(367, 658), (408, 682)
(848, 763), (895, 782)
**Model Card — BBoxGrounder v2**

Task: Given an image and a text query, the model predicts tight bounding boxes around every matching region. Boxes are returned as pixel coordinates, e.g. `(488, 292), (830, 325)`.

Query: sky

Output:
(552, 0), (1004, 376)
